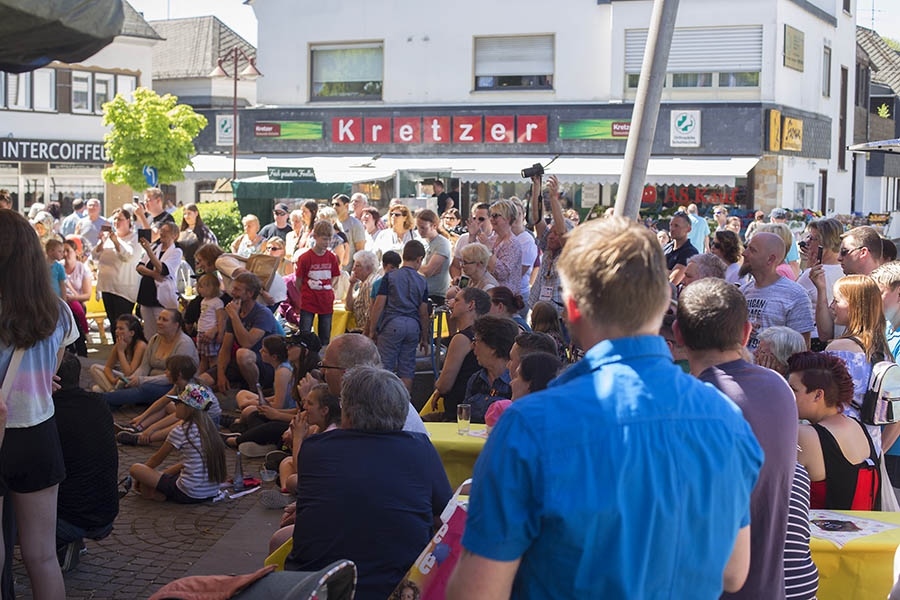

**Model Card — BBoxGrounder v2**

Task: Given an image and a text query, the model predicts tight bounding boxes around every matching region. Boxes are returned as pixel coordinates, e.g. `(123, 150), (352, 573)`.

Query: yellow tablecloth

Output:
(812, 510), (900, 599)
(310, 307), (354, 340)
(425, 422), (487, 489)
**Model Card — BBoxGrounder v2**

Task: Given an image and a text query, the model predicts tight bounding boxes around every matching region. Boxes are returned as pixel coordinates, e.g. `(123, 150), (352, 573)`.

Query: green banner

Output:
(558, 119), (631, 140)
(254, 121), (323, 140)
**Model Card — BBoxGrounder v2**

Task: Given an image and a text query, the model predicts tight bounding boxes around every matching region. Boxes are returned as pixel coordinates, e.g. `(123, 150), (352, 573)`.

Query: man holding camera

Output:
(75, 198), (108, 247)
(134, 187), (175, 242)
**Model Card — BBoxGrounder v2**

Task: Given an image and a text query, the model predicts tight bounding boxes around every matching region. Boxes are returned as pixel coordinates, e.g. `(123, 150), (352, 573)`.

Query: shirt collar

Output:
(552, 335), (672, 387)
(479, 367), (511, 386)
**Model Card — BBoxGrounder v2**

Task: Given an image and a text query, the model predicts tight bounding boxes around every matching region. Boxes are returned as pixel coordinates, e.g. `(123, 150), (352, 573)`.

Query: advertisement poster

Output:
(254, 121), (323, 140)
(559, 119), (631, 140)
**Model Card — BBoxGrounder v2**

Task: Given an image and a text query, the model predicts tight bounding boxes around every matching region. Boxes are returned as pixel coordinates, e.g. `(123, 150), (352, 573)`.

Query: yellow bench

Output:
(84, 289), (109, 344)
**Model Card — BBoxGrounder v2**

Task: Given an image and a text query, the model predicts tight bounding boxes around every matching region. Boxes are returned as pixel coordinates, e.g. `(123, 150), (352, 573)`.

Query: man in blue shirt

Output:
(60, 198), (85, 237)
(686, 203), (710, 252)
(447, 216), (763, 600)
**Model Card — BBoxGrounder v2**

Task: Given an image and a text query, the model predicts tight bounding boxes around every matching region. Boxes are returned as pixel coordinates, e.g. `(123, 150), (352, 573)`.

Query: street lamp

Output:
(208, 48), (262, 181)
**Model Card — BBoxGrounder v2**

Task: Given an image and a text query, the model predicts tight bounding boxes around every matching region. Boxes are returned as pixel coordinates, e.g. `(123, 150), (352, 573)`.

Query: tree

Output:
(102, 87), (208, 191)
(884, 37), (900, 52)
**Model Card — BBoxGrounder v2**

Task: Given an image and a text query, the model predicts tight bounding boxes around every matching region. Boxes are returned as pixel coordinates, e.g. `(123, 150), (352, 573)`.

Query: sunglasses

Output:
(316, 361), (345, 371)
(490, 213), (504, 219)
(331, 203), (342, 208)
(475, 216), (487, 222)
(391, 212), (404, 218)
(274, 211), (287, 216)
(266, 246), (283, 251)
(714, 211), (726, 215)
(839, 246), (863, 257)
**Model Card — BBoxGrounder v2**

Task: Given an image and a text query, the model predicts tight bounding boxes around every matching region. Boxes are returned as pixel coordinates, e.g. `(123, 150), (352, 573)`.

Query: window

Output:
(33, 68), (55, 111)
(627, 73), (640, 88)
(795, 182), (816, 210)
(474, 35), (554, 91)
(94, 73), (114, 112)
(822, 46), (831, 97)
(856, 63), (869, 108)
(310, 43), (383, 101)
(72, 72), (92, 112)
(116, 74), (136, 102)
(672, 73), (712, 87)
(0, 73), (5, 108)
(720, 71), (759, 87)
(843, 0), (851, 13)
(7, 72), (30, 109)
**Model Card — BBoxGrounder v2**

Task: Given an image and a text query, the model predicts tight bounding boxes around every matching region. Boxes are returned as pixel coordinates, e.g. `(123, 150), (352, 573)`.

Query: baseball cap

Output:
(769, 208), (787, 219)
(175, 383), (215, 411)
(274, 202), (290, 213)
(285, 330), (322, 354)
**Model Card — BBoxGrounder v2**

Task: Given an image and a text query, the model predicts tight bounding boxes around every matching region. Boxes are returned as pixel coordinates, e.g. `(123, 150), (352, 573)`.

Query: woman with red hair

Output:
(788, 351), (880, 510)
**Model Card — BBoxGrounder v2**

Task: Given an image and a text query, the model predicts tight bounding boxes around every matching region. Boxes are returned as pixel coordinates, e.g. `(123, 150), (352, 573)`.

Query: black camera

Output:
(798, 240), (808, 250)
(521, 163), (544, 179)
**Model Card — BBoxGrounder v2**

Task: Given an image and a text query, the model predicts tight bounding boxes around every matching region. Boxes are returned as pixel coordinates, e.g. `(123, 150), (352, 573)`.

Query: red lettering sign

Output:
(517, 115), (548, 143)
(611, 121), (631, 137)
(453, 116), (482, 143)
(364, 118), (392, 144)
(485, 116), (514, 143)
(393, 117), (421, 143)
(332, 118), (361, 143)
(423, 117), (450, 144)
(641, 186), (657, 204)
(254, 123), (281, 137)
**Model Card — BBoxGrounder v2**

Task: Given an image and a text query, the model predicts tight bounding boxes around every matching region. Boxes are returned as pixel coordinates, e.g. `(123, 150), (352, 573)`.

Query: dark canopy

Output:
(0, 0), (124, 72)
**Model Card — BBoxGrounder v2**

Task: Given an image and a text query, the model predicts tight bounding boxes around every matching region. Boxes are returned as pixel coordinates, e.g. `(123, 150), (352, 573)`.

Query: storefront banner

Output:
(0, 138), (108, 164)
(782, 117), (803, 151)
(255, 121), (323, 140)
(768, 109), (782, 152)
(558, 119), (631, 140)
(267, 166), (316, 181)
(330, 115), (547, 144)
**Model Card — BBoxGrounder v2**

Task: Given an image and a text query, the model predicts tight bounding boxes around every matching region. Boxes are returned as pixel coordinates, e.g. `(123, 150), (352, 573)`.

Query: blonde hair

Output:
(754, 223), (792, 261)
(834, 275), (892, 361)
(871, 261), (900, 293)
(388, 204), (415, 232)
(460, 242), (491, 267)
(241, 214), (259, 227)
(489, 199), (517, 223)
(558, 216), (669, 333)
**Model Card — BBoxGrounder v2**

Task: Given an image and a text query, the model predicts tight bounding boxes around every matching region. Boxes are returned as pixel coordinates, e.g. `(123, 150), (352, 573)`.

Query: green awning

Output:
(231, 179), (352, 200)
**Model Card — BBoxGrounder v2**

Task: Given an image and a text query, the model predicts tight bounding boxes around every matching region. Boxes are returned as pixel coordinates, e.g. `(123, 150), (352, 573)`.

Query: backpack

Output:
(860, 360), (900, 425)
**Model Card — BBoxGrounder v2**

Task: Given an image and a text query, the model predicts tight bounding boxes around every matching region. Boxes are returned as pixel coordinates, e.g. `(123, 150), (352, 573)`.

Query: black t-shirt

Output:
(664, 240), (699, 270)
(434, 192), (452, 215)
(445, 327), (478, 419)
(259, 223), (292, 241)
(152, 210), (176, 229)
(286, 429), (452, 599)
(53, 388), (119, 529)
(136, 242), (172, 307)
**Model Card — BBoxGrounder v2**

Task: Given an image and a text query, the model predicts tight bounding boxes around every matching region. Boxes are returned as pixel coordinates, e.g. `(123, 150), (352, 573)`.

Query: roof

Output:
(120, 1), (163, 41)
(857, 26), (900, 97)
(148, 16), (256, 79)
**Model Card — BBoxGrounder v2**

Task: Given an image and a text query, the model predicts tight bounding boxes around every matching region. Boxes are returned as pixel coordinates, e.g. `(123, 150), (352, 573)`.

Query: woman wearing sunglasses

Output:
(376, 204), (418, 257)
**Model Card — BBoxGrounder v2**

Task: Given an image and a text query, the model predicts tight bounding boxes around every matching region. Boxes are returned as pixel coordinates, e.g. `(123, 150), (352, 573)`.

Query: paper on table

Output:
(467, 430), (488, 439)
(809, 509), (900, 548)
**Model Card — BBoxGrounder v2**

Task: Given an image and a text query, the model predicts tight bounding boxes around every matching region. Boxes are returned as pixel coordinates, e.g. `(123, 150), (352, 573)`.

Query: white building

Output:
(193, 0), (859, 215)
(0, 2), (160, 215)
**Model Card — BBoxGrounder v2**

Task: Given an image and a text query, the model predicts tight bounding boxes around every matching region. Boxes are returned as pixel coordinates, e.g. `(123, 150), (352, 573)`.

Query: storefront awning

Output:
(189, 154), (395, 183)
(848, 139), (900, 154)
(231, 177), (352, 200)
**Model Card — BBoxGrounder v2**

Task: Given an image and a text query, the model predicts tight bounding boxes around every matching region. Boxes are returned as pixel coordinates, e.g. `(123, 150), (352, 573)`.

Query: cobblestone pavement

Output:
(11, 351), (266, 599)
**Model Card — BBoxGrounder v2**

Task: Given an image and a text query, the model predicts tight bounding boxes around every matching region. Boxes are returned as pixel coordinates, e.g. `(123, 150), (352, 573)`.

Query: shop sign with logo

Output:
(255, 121), (323, 140)
(782, 117), (803, 151)
(0, 138), (108, 164)
(768, 109), (782, 152)
(642, 185), (740, 205)
(331, 115), (548, 144)
(670, 110), (701, 147)
(216, 114), (238, 146)
(267, 166), (316, 181)
(784, 25), (804, 72)
(558, 119), (631, 140)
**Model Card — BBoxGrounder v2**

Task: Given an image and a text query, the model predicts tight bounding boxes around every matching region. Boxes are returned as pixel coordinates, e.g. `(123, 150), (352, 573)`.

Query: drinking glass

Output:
(457, 404), (471, 435)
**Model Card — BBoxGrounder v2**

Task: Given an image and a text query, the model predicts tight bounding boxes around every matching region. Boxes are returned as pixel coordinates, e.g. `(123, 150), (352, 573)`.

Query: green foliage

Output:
(877, 103), (892, 119)
(102, 88), (208, 191)
(884, 37), (900, 52)
(173, 201), (243, 250)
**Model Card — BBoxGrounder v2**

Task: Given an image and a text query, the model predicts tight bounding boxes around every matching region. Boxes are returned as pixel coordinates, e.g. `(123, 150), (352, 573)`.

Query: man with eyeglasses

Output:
(258, 202), (292, 241)
(449, 202), (492, 280)
(713, 205), (728, 233)
(331, 194), (366, 270)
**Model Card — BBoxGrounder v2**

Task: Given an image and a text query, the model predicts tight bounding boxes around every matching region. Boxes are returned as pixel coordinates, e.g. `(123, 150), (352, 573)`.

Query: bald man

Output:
(739, 232), (814, 350)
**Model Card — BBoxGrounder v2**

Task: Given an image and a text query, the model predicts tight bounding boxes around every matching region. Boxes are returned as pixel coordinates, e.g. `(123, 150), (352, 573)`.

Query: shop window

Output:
(719, 72), (759, 87)
(0, 74), (4, 108)
(33, 68), (55, 111)
(72, 72), (92, 112)
(311, 43), (383, 101)
(116, 74), (136, 102)
(795, 182), (816, 210)
(474, 35), (554, 91)
(672, 73), (712, 88)
(822, 46), (831, 97)
(7, 72), (30, 109)
(94, 73), (114, 112)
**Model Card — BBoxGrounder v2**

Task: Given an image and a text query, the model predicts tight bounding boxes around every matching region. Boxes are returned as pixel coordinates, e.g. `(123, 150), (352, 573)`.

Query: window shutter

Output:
(56, 69), (71, 113)
(475, 35), (554, 77)
(625, 26), (762, 73)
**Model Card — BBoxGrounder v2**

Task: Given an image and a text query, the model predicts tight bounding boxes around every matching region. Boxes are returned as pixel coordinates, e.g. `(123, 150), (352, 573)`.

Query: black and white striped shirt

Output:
(785, 463), (819, 600)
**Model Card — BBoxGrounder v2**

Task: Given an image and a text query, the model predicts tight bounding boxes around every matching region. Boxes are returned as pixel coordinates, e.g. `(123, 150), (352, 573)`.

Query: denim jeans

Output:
(299, 310), (333, 347)
(57, 518), (114, 547)
(104, 382), (172, 407)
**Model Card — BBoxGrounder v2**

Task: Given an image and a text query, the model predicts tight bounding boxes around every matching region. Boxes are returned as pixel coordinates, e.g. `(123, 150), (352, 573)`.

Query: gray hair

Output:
(341, 366), (409, 431)
(757, 326), (806, 364)
(351, 192), (368, 205)
(687, 253), (727, 280)
(353, 250), (378, 274)
(331, 333), (381, 369)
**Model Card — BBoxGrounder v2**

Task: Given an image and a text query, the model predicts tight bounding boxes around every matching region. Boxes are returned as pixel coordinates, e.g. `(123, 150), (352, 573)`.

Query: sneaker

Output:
(219, 414), (238, 429)
(264, 450), (289, 472)
(238, 441), (276, 458)
(116, 431), (139, 446)
(260, 489), (293, 510)
(114, 422), (141, 434)
(118, 475), (132, 499)
(57, 540), (84, 573)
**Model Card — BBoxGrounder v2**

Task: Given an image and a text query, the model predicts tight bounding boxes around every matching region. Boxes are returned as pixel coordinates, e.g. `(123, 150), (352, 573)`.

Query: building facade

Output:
(190, 0), (858, 215)
(0, 2), (160, 215)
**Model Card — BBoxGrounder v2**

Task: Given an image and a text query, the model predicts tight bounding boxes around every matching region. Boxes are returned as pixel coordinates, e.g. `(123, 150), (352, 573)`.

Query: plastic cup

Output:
(457, 404), (471, 435)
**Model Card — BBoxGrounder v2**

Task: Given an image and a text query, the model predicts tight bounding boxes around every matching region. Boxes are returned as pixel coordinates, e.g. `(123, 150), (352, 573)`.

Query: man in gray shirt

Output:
(675, 278), (797, 600)
(332, 194), (366, 270)
(75, 198), (108, 246)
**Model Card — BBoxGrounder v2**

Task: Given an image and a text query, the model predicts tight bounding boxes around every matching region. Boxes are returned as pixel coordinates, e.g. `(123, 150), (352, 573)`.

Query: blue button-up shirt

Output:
(462, 335), (763, 600)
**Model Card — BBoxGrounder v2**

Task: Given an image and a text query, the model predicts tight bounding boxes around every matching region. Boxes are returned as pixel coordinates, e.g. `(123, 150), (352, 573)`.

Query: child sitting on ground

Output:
(195, 273), (225, 374)
(128, 356), (227, 503)
(117, 355), (221, 446)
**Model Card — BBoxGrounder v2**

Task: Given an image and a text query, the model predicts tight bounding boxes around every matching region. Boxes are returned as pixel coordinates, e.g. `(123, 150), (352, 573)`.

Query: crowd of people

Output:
(6, 175), (900, 598)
